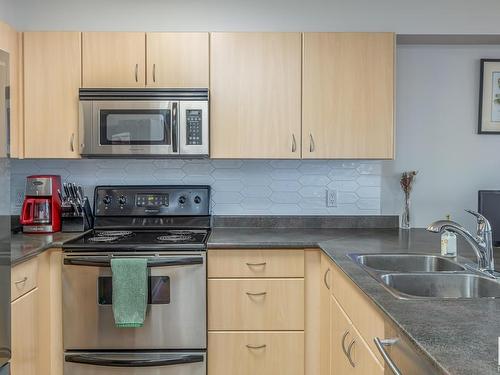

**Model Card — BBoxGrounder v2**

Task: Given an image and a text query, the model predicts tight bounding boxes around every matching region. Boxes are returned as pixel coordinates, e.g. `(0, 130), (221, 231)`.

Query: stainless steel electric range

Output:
(62, 185), (210, 375)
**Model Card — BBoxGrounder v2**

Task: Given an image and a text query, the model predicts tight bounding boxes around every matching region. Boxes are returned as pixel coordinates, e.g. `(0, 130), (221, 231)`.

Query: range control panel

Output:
(94, 186), (210, 216)
(186, 109), (203, 145)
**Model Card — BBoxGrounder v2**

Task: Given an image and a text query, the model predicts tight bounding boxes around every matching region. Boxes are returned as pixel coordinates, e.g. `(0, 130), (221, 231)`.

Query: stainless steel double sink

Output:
(348, 253), (500, 299)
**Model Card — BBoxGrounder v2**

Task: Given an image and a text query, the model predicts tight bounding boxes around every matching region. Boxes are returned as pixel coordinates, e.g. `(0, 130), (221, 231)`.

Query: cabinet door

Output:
(11, 288), (38, 375)
(146, 33), (208, 88)
(320, 255), (332, 375)
(303, 33), (394, 159)
(82, 32), (145, 87)
(24, 32), (81, 158)
(330, 295), (353, 375)
(210, 32), (302, 159)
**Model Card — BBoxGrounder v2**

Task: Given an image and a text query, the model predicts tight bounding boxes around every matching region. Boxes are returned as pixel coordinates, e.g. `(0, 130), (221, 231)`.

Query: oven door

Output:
(62, 252), (206, 350)
(81, 100), (178, 157)
(64, 351), (206, 375)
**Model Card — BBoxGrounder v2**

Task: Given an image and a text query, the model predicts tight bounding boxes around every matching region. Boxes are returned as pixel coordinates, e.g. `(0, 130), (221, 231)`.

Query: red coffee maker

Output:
(20, 175), (62, 233)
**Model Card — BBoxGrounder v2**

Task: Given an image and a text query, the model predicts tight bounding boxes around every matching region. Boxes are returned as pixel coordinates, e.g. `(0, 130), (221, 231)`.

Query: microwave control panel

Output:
(186, 109), (203, 145)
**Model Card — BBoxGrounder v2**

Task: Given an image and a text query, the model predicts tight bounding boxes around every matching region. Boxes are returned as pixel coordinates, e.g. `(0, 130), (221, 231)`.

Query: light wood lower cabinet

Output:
(208, 249), (305, 278)
(320, 254), (332, 375)
(11, 249), (63, 375)
(11, 288), (38, 375)
(321, 255), (386, 375)
(207, 248), (305, 375)
(208, 278), (304, 330)
(208, 332), (304, 375)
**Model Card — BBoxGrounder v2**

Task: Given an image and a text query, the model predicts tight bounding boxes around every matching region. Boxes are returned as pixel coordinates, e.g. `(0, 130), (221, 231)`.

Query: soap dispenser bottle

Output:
(441, 214), (457, 257)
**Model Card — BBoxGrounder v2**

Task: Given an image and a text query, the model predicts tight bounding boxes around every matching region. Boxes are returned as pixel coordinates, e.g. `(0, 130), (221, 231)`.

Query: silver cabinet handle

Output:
(346, 339), (356, 368)
(14, 277), (28, 285)
(246, 344), (266, 350)
(153, 63), (156, 83)
(246, 291), (267, 297)
(374, 337), (401, 375)
(309, 133), (315, 152)
(135, 64), (139, 82)
(292, 134), (297, 153)
(341, 330), (350, 357)
(323, 268), (331, 290)
(70, 133), (75, 152)
(246, 262), (266, 267)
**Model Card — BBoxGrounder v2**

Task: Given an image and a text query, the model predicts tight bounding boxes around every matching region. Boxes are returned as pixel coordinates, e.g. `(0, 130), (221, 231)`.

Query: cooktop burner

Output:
(156, 234), (194, 242)
(97, 230), (134, 237)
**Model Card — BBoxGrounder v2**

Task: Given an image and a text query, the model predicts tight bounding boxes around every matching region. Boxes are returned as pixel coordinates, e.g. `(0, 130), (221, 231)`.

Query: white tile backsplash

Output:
(10, 159), (383, 215)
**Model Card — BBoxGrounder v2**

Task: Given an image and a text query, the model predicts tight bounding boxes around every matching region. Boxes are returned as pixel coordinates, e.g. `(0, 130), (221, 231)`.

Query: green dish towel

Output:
(110, 258), (148, 328)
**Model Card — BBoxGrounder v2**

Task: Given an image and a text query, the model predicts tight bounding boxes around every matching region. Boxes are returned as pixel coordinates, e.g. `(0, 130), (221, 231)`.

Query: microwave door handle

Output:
(171, 102), (178, 153)
(63, 256), (204, 267)
(65, 353), (204, 367)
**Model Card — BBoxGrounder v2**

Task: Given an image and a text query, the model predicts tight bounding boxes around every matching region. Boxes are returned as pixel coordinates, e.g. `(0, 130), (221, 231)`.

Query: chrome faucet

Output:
(427, 210), (495, 276)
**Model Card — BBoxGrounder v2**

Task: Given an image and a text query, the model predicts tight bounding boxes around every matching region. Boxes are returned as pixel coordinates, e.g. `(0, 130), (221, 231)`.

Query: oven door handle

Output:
(63, 256), (204, 267)
(65, 353), (204, 367)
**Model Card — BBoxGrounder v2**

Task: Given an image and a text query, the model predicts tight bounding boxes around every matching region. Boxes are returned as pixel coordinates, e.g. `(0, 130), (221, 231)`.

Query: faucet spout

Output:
(426, 211), (495, 275)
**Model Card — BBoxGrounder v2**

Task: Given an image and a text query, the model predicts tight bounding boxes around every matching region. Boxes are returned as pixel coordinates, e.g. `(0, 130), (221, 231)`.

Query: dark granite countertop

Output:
(209, 226), (499, 375)
(11, 231), (86, 265)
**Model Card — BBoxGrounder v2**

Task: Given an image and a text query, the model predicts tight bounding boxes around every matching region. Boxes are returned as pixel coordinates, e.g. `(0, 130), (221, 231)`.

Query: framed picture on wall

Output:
(479, 59), (500, 134)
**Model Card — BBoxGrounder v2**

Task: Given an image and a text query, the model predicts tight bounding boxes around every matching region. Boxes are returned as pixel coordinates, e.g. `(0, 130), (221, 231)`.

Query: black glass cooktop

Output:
(63, 229), (209, 251)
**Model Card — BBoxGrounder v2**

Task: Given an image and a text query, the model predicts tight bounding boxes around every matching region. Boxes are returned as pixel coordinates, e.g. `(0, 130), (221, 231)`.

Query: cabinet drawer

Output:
(331, 261), (385, 364)
(208, 279), (304, 330)
(208, 249), (304, 278)
(208, 331), (304, 375)
(11, 257), (38, 301)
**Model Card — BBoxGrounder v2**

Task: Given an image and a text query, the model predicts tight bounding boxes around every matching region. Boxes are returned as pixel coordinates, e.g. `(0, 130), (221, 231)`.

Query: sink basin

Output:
(380, 273), (500, 298)
(349, 253), (466, 272)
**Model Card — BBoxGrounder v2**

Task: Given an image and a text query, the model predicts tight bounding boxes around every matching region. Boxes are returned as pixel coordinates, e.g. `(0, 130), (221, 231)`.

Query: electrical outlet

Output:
(326, 189), (337, 207)
(15, 190), (24, 207)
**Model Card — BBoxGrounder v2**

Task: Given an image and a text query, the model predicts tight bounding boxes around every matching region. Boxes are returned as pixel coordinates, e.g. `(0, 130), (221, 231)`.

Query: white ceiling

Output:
(4, 0), (500, 34)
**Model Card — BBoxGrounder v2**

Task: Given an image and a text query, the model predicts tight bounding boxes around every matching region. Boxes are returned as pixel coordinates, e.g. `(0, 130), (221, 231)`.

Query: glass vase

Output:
(401, 193), (411, 229)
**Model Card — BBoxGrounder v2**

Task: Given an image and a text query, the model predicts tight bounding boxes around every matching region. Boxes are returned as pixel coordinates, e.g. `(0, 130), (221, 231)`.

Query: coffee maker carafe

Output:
(20, 175), (62, 233)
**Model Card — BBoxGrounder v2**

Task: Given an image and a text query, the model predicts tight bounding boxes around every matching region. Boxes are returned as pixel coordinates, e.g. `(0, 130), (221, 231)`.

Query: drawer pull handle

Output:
(246, 344), (266, 350)
(246, 262), (267, 267)
(246, 292), (267, 297)
(14, 277), (28, 285)
(346, 339), (356, 368)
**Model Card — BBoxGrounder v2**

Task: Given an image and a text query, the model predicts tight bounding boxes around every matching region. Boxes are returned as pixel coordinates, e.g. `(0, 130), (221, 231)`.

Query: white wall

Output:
(5, 0), (500, 34)
(382, 45), (500, 228)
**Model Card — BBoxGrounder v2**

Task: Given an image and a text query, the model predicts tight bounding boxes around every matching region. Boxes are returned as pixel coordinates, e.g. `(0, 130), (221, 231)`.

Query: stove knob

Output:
(194, 196), (202, 204)
(119, 195), (127, 205)
(178, 196), (187, 205)
(102, 195), (111, 205)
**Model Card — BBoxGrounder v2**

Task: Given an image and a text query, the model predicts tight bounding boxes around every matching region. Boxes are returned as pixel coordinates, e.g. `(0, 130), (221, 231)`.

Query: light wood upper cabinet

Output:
(11, 289), (38, 375)
(82, 32), (145, 87)
(0, 21), (22, 158)
(303, 32), (395, 159)
(146, 33), (208, 87)
(23, 32), (81, 158)
(210, 32), (302, 159)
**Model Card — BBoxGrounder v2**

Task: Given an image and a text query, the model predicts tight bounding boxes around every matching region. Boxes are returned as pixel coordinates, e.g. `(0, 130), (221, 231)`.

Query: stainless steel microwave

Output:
(79, 89), (209, 157)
